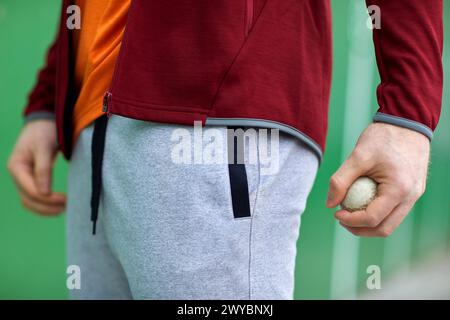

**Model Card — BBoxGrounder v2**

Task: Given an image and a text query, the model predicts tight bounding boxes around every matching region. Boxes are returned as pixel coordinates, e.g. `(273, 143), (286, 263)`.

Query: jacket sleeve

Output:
(366, 0), (443, 140)
(23, 38), (58, 122)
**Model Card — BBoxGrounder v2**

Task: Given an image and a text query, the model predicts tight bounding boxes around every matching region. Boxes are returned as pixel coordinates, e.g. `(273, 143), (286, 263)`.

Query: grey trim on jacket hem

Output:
(205, 117), (323, 163)
(373, 112), (434, 140)
(24, 111), (56, 124)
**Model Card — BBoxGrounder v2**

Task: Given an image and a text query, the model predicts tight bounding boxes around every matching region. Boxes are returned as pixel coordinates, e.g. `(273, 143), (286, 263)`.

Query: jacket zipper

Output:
(102, 0), (136, 116)
(102, 91), (112, 116)
(245, 0), (254, 37)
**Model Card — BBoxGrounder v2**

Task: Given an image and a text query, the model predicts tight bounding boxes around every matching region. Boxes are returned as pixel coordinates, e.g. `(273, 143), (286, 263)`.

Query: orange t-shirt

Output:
(72, 0), (131, 144)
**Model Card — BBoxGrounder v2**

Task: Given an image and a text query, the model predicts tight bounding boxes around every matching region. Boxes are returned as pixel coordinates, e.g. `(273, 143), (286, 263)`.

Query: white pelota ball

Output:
(341, 176), (377, 212)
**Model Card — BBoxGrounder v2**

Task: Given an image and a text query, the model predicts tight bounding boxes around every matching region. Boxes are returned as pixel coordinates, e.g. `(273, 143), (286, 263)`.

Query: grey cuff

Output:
(24, 111), (55, 124)
(373, 112), (433, 140)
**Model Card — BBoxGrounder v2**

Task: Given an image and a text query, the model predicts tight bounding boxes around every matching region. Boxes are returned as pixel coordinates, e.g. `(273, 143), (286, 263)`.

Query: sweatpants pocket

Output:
(228, 162), (251, 218)
(226, 127), (257, 219)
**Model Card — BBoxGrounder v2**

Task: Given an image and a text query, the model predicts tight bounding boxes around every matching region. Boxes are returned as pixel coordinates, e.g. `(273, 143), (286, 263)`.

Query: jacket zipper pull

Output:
(102, 91), (112, 116)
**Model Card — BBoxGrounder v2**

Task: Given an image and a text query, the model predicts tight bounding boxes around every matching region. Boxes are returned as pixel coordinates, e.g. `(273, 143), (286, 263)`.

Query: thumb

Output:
(326, 154), (367, 208)
(34, 147), (54, 195)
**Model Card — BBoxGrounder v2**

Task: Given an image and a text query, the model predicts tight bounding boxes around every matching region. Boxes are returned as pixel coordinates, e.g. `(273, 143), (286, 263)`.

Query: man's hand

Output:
(326, 122), (430, 237)
(7, 120), (66, 216)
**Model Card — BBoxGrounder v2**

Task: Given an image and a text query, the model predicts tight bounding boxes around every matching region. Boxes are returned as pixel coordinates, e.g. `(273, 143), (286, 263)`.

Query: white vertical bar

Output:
(330, 0), (375, 299)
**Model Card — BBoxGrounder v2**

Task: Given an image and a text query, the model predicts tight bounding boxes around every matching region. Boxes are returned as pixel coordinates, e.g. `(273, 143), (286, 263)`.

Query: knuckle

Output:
(399, 183), (424, 201)
(396, 182), (411, 196)
(411, 185), (425, 199)
(395, 176), (420, 198)
(420, 184), (426, 195)
(329, 174), (342, 190)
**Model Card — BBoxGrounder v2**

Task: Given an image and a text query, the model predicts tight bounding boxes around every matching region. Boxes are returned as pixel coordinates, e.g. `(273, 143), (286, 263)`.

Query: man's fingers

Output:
(335, 184), (399, 227)
(8, 120), (65, 216)
(20, 192), (65, 216)
(10, 160), (38, 199)
(326, 154), (367, 208)
(34, 148), (54, 195)
(10, 160), (65, 206)
(340, 202), (413, 238)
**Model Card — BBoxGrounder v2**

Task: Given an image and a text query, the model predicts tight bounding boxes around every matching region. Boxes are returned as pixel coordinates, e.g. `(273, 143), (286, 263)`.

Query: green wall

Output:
(0, 0), (67, 299)
(0, 0), (448, 299)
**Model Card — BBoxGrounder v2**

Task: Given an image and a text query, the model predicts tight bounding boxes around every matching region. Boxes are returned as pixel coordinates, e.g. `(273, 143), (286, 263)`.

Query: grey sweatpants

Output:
(67, 115), (318, 300)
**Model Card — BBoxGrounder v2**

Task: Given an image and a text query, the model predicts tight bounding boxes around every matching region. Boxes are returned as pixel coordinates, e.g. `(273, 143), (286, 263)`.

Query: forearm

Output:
(366, 0), (443, 139)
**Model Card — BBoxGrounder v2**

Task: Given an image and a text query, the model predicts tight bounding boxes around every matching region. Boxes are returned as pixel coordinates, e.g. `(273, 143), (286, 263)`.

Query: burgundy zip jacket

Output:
(24, 0), (444, 161)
